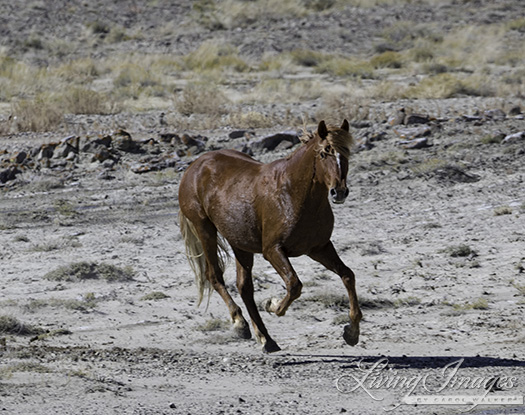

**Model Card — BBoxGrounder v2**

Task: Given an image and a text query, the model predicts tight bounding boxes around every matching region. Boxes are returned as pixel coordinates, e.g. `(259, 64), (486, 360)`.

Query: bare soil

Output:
(1, 1), (525, 414)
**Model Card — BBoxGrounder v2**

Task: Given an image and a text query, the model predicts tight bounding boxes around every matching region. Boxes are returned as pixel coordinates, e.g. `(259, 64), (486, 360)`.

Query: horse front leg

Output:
(262, 246), (303, 317)
(308, 242), (362, 346)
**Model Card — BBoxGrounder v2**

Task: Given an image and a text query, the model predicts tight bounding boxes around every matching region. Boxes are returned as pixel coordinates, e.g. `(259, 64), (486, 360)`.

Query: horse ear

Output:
(318, 120), (328, 140)
(341, 119), (350, 132)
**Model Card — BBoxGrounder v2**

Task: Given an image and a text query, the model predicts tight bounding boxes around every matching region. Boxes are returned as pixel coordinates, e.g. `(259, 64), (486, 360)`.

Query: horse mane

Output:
(299, 121), (354, 159)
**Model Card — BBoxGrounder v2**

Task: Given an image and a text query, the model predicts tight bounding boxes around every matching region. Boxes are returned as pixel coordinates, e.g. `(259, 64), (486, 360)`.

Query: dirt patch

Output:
(1, 1), (525, 414)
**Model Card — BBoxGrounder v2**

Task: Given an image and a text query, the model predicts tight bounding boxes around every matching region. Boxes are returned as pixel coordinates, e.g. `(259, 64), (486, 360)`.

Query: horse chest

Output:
(268, 201), (334, 256)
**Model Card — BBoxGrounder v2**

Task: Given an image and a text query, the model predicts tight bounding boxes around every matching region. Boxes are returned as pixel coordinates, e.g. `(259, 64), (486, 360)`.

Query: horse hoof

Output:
(262, 339), (281, 354)
(263, 297), (281, 314)
(343, 324), (359, 346)
(234, 321), (252, 340)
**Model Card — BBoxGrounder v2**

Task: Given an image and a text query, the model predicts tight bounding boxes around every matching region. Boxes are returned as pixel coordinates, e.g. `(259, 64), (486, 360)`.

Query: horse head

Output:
(315, 119), (353, 204)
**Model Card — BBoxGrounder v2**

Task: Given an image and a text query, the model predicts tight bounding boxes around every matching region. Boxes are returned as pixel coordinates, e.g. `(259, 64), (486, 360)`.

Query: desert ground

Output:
(1, 1), (525, 414)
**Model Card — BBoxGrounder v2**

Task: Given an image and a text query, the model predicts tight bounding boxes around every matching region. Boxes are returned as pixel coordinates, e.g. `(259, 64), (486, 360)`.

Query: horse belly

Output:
(211, 199), (263, 253)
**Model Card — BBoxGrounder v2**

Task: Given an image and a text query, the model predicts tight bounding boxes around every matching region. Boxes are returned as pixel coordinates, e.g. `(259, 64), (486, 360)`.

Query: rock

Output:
(181, 134), (205, 148)
(434, 165), (480, 183)
(502, 131), (525, 144)
(397, 137), (431, 149)
(388, 108), (431, 126)
(274, 140), (295, 151)
(53, 135), (79, 159)
(11, 151), (28, 164)
(159, 133), (179, 143)
(388, 108), (406, 126)
(460, 114), (483, 123)
(405, 113), (431, 125)
(37, 143), (57, 161)
(98, 170), (115, 180)
(91, 146), (113, 163)
(251, 131), (299, 152)
(393, 125), (431, 139)
(484, 109), (506, 121)
(93, 135), (112, 148)
(131, 153), (179, 174)
(0, 166), (21, 184)
(113, 129), (140, 153)
(356, 136), (374, 151)
(509, 106), (522, 116)
(229, 130), (252, 139)
(350, 121), (371, 129)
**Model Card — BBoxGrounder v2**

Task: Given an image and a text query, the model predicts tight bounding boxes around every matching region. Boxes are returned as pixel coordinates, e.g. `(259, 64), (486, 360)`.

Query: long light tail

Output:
(178, 210), (229, 307)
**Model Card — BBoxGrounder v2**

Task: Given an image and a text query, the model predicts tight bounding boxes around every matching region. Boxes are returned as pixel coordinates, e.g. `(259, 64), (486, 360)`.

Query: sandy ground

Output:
(1, 1), (525, 413)
(1, 105), (525, 414)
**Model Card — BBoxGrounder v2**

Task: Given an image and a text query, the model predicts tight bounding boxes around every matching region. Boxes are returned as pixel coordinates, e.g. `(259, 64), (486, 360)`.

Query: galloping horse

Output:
(178, 120), (362, 353)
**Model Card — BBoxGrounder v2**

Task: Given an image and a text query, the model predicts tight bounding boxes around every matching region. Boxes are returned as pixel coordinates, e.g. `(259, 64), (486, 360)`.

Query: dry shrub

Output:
(184, 41), (249, 72)
(113, 63), (159, 89)
(12, 95), (64, 132)
(249, 78), (323, 104)
(55, 58), (100, 82)
(315, 93), (371, 124)
(228, 110), (277, 129)
(0, 315), (43, 336)
(175, 82), (230, 116)
(289, 49), (325, 67)
(44, 261), (135, 282)
(216, 0), (308, 28)
(366, 80), (407, 101)
(316, 56), (374, 78)
(405, 73), (496, 99)
(370, 51), (403, 69)
(61, 87), (113, 115)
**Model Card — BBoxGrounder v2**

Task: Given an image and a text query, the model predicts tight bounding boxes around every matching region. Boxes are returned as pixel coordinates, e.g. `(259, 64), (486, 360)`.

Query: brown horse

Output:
(178, 120), (362, 353)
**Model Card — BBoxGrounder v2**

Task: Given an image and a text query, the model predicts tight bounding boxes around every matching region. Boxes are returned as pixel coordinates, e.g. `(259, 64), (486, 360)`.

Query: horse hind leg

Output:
(234, 249), (281, 353)
(180, 213), (251, 340)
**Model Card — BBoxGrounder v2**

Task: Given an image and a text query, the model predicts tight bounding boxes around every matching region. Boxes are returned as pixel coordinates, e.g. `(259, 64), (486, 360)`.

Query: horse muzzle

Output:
(330, 187), (349, 204)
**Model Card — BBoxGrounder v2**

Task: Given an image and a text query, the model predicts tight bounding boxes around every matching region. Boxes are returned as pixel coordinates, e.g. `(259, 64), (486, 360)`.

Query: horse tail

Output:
(178, 210), (230, 307)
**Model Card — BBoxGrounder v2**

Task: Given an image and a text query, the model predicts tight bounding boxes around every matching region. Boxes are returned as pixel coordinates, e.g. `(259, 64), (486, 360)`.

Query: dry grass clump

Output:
(506, 17), (525, 33)
(405, 73), (496, 99)
(197, 318), (230, 332)
(289, 49), (326, 68)
(12, 88), (115, 131)
(61, 87), (115, 115)
(316, 56), (375, 78)
(369, 51), (404, 69)
(209, 0), (309, 29)
(248, 78), (324, 104)
(44, 261), (135, 282)
(140, 292), (171, 301)
(175, 81), (230, 116)
(315, 92), (371, 124)
(494, 206), (512, 216)
(0, 315), (44, 336)
(442, 244), (477, 258)
(113, 63), (161, 97)
(55, 58), (100, 82)
(379, 21), (441, 52)
(228, 110), (277, 129)
(184, 41), (249, 73)
(453, 298), (489, 311)
(25, 296), (98, 312)
(12, 94), (64, 132)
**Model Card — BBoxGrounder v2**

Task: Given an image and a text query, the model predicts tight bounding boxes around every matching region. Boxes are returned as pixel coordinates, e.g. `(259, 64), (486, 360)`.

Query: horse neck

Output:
(282, 139), (328, 202)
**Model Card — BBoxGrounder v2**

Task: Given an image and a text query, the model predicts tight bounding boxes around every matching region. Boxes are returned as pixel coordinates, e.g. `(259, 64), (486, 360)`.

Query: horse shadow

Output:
(273, 354), (525, 370)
